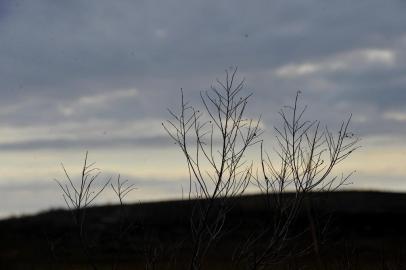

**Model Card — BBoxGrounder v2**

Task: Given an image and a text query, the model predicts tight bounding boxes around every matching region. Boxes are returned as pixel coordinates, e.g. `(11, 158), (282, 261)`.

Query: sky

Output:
(0, 0), (406, 218)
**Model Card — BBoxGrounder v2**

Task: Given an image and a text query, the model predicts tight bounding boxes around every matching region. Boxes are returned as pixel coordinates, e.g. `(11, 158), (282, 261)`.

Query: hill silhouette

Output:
(1, 191), (406, 269)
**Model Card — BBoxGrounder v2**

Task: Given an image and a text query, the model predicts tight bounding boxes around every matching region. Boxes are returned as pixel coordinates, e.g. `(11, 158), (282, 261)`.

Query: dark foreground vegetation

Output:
(0, 70), (363, 270)
(1, 191), (406, 270)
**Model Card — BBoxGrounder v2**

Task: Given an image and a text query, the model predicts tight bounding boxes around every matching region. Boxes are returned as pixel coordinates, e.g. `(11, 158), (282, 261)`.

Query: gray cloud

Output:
(1, 0), (406, 217)
(0, 0), (403, 152)
(0, 135), (171, 151)
(0, 0), (404, 154)
(1, 0), (405, 112)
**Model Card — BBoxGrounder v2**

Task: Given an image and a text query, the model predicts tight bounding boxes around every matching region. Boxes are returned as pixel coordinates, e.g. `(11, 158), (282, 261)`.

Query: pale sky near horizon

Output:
(1, 0), (406, 218)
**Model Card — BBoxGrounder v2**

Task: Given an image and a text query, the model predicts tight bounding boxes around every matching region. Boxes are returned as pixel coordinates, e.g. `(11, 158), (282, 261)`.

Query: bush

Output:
(55, 69), (359, 270)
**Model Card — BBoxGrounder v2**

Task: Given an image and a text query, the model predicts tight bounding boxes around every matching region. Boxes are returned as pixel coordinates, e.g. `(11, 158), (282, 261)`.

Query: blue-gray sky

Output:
(1, 0), (406, 218)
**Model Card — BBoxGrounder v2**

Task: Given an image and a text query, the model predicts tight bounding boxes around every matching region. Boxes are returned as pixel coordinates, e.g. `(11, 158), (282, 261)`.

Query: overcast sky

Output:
(0, 0), (406, 218)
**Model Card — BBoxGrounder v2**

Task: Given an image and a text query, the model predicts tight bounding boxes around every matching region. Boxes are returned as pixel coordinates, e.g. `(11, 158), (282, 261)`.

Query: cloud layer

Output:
(0, 0), (406, 217)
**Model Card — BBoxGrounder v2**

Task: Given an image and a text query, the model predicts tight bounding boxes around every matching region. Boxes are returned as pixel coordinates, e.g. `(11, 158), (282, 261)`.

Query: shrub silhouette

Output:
(235, 92), (359, 270)
(164, 68), (358, 270)
(54, 69), (358, 270)
(164, 67), (262, 270)
(55, 152), (136, 270)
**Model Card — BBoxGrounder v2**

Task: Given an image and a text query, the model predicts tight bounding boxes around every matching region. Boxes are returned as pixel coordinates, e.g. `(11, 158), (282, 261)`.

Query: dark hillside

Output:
(1, 191), (406, 269)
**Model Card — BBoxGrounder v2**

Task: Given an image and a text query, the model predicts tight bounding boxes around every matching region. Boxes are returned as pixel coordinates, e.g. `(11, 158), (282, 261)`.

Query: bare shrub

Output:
(55, 152), (136, 270)
(55, 151), (110, 270)
(163, 68), (262, 270)
(235, 91), (359, 270)
(110, 175), (137, 270)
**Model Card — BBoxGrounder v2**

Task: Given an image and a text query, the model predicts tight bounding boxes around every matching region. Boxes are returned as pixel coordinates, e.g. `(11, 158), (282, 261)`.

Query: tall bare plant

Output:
(55, 151), (110, 270)
(110, 175), (137, 270)
(235, 91), (359, 270)
(55, 154), (136, 270)
(164, 68), (262, 270)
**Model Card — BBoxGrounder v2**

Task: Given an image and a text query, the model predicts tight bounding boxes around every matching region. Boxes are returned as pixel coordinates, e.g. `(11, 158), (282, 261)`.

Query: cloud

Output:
(0, 0), (406, 216)
(78, 88), (138, 106)
(383, 111), (406, 122)
(0, 136), (170, 151)
(275, 63), (319, 77)
(59, 88), (139, 116)
(275, 48), (396, 78)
